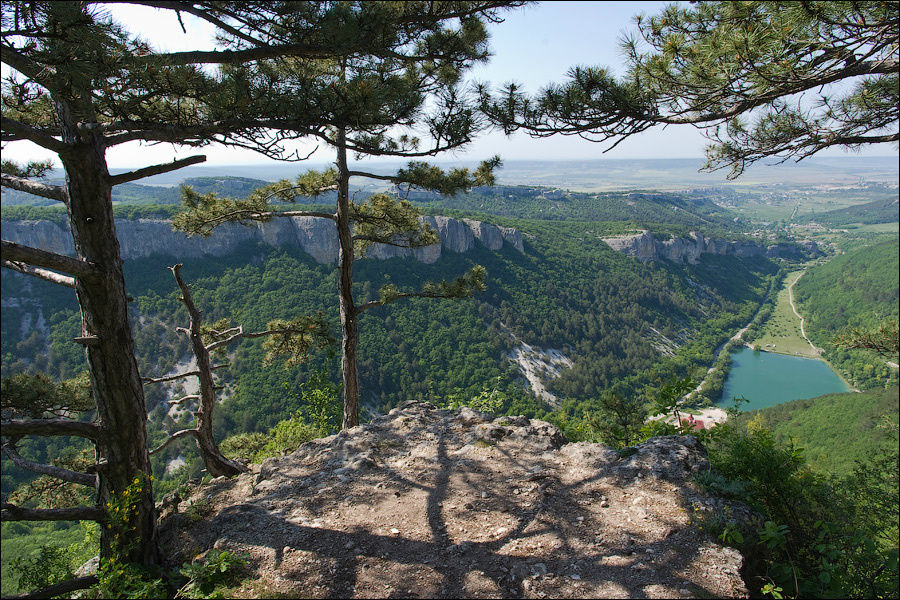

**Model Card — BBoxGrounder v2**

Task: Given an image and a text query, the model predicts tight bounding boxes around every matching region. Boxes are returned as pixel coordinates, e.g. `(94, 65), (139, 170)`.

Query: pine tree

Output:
(173, 2), (524, 428)
(483, 1), (898, 178)
(2, 0), (448, 571)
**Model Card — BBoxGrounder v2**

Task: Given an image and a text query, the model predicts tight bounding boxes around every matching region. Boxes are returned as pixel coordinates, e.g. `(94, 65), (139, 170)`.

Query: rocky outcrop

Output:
(159, 402), (749, 599)
(603, 230), (821, 264)
(0, 215), (524, 265)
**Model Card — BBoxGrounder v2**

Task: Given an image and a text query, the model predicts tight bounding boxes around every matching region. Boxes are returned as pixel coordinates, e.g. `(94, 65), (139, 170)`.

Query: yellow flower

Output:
(134, 478), (140, 485)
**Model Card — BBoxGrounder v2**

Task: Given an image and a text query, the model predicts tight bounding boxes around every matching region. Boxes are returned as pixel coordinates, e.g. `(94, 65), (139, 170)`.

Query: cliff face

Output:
(602, 230), (821, 264)
(158, 402), (749, 599)
(0, 215), (524, 265)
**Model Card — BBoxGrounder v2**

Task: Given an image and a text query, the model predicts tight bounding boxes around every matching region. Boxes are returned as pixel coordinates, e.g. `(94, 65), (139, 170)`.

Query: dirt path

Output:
(786, 270), (819, 354)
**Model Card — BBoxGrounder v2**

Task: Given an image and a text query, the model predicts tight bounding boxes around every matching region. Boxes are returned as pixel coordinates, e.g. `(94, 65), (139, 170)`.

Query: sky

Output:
(3, 1), (897, 168)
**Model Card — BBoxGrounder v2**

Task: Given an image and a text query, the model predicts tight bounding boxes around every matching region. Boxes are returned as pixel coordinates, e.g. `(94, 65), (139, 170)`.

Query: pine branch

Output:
(0, 173), (68, 203)
(1, 260), (75, 288)
(109, 155), (206, 186)
(0, 241), (100, 280)
(1, 419), (102, 440)
(1, 442), (96, 487)
(123, 1), (265, 47)
(1, 503), (105, 522)
(0, 43), (58, 90)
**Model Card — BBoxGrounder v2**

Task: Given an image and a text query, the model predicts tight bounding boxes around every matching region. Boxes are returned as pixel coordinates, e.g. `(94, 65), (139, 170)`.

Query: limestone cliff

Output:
(602, 230), (821, 264)
(0, 215), (524, 265)
(158, 402), (750, 598)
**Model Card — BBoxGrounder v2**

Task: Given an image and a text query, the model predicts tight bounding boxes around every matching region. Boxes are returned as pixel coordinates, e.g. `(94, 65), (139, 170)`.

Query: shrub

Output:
(177, 549), (247, 599)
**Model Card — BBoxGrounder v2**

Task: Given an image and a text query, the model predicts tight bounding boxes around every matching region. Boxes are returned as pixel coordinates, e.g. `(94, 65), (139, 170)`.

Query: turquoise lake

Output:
(718, 347), (850, 411)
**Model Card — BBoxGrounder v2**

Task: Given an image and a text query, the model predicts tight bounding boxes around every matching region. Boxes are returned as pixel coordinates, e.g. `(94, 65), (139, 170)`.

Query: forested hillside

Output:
(794, 238), (899, 388)
(1, 211), (777, 487)
(731, 386), (899, 476)
(799, 197), (899, 227)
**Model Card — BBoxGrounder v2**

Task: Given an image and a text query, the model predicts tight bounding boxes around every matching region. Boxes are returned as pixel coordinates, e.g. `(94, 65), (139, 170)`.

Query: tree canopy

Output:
(173, 2), (521, 428)
(483, 1), (899, 177)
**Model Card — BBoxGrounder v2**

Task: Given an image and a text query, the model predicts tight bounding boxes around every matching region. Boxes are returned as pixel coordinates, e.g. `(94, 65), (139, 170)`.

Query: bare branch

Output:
(0, 241), (100, 280)
(1, 443), (96, 487)
(204, 329), (243, 353)
(141, 363), (226, 385)
(0, 173), (68, 203)
(1, 419), (103, 440)
(141, 370), (199, 385)
(109, 155), (206, 186)
(148, 428), (197, 456)
(1, 503), (105, 522)
(1, 259), (75, 288)
(167, 394), (200, 406)
(1, 117), (68, 153)
(4, 575), (99, 600)
(142, 43), (350, 66)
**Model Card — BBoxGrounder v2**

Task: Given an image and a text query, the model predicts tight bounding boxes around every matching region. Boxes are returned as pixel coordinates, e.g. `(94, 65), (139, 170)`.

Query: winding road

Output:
(787, 270), (820, 354)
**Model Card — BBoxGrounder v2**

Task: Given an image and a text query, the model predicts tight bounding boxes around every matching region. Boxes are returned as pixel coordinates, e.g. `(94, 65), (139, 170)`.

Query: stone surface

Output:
(159, 402), (750, 599)
(1, 214), (524, 266)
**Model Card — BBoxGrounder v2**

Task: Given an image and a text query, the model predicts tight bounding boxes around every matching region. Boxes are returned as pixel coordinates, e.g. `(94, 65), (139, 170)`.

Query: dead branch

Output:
(1, 503), (105, 522)
(1, 259), (75, 288)
(1, 442), (96, 487)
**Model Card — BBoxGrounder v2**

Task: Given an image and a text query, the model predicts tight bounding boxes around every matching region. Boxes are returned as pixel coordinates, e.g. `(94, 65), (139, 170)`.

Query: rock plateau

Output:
(159, 402), (750, 599)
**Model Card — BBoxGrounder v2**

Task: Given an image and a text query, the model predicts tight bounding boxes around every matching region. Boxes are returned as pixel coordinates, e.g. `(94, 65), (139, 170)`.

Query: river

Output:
(718, 347), (850, 411)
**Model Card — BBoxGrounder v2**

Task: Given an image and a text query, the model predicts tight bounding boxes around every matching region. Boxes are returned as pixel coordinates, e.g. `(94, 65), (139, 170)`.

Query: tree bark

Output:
(1, 503), (106, 522)
(55, 94), (157, 564)
(335, 128), (360, 429)
(169, 264), (246, 477)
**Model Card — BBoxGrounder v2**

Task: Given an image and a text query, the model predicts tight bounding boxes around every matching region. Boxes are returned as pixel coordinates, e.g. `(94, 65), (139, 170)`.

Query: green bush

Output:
(177, 549), (247, 599)
(702, 415), (899, 598)
(219, 433), (269, 464)
(9, 544), (77, 592)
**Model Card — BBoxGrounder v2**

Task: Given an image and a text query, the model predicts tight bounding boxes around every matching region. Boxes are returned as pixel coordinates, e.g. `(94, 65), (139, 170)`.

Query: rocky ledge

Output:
(0, 215), (524, 265)
(602, 230), (821, 264)
(159, 402), (749, 598)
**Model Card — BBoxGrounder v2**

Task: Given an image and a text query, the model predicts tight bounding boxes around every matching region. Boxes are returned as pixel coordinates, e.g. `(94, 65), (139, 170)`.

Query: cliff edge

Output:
(602, 230), (821, 264)
(0, 215), (524, 265)
(159, 402), (749, 598)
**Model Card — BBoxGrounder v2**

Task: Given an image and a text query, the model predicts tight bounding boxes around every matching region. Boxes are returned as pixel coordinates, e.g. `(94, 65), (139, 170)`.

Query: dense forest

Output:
(794, 238), (899, 389)
(731, 386), (899, 476)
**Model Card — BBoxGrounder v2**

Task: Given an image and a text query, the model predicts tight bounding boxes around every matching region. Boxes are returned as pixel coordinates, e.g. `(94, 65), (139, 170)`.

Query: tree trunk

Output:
(335, 129), (360, 429)
(56, 106), (157, 564)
